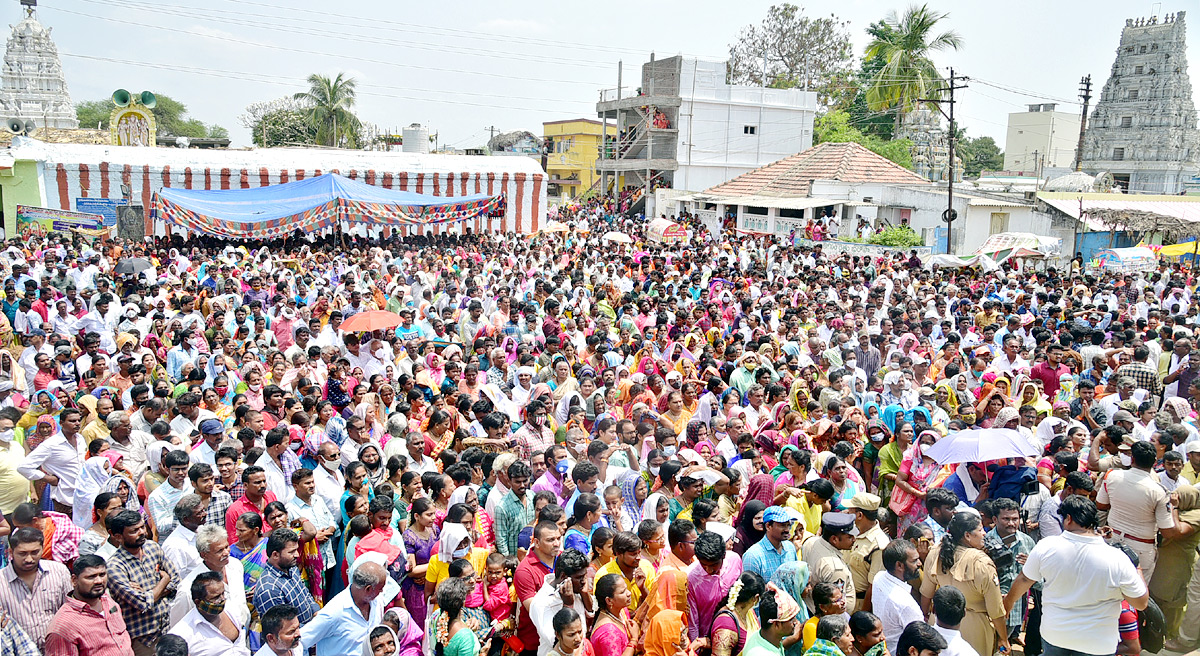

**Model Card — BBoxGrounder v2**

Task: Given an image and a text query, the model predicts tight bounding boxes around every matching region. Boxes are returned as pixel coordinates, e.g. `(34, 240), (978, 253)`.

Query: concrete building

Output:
(1081, 11), (1200, 193)
(0, 5), (77, 129)
(595, 55), (817, 215)
(542, 118), (614, 201)
(1004, 104), (1082, 174)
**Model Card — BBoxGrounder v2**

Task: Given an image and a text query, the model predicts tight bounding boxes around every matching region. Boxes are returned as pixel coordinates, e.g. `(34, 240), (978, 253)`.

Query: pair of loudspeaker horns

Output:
(5, 118), (35, 135)
(112, 89), (157, 109)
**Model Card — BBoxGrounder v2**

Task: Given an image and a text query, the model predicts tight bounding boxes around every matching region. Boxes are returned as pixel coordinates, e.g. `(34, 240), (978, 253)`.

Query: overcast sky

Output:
(32, 0), (1200, 155)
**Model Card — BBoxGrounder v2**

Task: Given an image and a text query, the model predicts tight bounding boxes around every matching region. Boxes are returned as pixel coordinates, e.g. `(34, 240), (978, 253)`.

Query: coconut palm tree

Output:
(293, 73), (360, 148)
(864, 4), (962, 133)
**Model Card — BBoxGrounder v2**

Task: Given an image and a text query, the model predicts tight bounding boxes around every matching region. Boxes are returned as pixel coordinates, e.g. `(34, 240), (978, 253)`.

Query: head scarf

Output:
(764, 581), (802, 622)
(383, 608), (424, 656)
(744, 473), (776, 507)
(72, 456), (113, 528)
(448, 484), (476, 508)
(642, 492), (667, 524)
(436, 522), (471, 564)
(770, 562), (811, 624)
(685, 419), (708, 448)
(145, 440), (172, 475)
(880, 404), (904, 434)
(994, 406), (1020, 428)
(101, 474), (142, 513)
(619, 471), (644, 525)
(362, 625), (398, 656)
(734, 499), (767, 555)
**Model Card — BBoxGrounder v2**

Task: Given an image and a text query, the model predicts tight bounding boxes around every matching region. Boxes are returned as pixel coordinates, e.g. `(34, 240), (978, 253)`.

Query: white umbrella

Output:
(603, 231), (633, 243)
(923, 428), (1040, 465)
(542, 221), (569, 233)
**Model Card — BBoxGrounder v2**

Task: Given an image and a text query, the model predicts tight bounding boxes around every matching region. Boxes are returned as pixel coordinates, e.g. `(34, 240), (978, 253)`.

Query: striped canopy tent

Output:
(150, 172), (506, 239)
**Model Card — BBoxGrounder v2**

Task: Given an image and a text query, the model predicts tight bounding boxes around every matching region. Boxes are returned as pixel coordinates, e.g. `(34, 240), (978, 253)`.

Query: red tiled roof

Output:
(705, 142), (928, 197)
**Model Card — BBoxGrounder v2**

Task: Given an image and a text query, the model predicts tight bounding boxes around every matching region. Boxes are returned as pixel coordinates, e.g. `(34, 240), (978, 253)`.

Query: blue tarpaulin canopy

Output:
(150, 172), (506, 239)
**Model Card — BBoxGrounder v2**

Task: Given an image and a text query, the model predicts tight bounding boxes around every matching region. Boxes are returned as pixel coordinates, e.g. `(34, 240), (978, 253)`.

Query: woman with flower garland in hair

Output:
(711, 571), (766, 656)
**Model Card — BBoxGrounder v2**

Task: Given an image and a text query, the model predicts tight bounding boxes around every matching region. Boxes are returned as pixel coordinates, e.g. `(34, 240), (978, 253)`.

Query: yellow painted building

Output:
(542, 118), (616, 200)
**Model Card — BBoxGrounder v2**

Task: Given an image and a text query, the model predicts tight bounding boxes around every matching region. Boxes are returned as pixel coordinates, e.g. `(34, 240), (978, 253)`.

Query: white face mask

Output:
(0, 429), (12, 444)
(322, 459), (340, 472)
(663, 446), (677, 457)
(649, 465), (661, 477)
(1119, 453), (1132, 467)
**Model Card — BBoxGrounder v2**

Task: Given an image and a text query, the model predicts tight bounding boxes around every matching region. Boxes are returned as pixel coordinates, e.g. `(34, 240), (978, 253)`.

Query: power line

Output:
(47, 5), (613, 88)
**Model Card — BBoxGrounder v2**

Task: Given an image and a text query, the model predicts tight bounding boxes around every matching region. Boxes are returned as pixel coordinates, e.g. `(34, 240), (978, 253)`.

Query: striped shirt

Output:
(493, 489), (533, 557)
(0, 561), (71, 649)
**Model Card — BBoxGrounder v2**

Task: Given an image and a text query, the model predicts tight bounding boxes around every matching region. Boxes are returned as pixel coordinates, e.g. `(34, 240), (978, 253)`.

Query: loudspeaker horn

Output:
(22, 119), (35, 135)
(5, 118), (23, 134)
(112, 89), (131, 107)
(139, 91), (156, 109)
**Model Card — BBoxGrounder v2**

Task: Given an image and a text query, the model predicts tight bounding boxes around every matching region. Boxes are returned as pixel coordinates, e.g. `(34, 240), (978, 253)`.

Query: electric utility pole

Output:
(1074, 75), (1092, 171)
(919, 68), (969, 254)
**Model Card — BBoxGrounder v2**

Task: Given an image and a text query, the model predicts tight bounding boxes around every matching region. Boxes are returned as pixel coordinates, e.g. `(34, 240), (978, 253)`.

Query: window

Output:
(1128, 89), (1139, 99)
(1113, 147), (1125, 160)
(1140, 45), (1147, 53)
(1120, 116), (1132, 127)
(743, 125), (757, 135)
(1135, 65), (1144, 74)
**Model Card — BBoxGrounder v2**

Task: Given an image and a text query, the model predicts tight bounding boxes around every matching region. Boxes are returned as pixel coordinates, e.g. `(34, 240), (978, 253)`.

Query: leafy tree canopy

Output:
(814, 110), (913, 169)
(74, 93), (226, 139)
(727, 4), (853, 106)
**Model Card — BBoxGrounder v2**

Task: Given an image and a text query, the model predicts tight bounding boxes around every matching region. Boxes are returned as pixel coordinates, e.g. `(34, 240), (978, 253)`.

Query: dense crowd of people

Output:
(0, 212), (1190, 656)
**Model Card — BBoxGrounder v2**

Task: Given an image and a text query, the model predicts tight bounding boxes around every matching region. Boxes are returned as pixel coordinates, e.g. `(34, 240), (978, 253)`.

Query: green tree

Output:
(813, 110), (913, 169)
(958, 134), (1004, 177)
(864, 4), (962, 133)
(73, 94), (227, 138)
(293, 73), (360, 148)
(727, 4), (853, 106)
(839, 20), (900, 140)
(239, 97), (318, 147)
(75, 100), (111, 130)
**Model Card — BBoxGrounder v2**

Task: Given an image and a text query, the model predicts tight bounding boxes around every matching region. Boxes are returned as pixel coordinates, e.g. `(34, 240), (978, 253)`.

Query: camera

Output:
(983, 533), (1015, 570)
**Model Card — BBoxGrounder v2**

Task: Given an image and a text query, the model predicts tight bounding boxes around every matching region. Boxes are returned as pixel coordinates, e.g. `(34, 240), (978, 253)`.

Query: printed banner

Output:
(16, 205), (104, 239)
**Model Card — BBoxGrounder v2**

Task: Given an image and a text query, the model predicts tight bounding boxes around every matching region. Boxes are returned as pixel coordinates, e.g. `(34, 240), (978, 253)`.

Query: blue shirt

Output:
(299, 585), (383, 656)
(253, 563), (319, 625)
(742, 536), (797, 582)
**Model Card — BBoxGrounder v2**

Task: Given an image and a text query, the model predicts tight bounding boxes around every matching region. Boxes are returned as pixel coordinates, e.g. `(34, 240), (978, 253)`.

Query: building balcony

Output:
(595, 157), (678, 172)
(597, 93), (682, 118)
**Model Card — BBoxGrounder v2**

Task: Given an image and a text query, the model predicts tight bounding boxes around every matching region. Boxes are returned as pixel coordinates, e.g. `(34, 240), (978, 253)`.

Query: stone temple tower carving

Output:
(0, 3), (77, 129)
(1081, 11), (1199, 194)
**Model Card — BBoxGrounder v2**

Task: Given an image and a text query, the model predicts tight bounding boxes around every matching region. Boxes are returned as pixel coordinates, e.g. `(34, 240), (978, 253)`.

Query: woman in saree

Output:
(618, 471), (646, 529)
(891, 430), (949, 533)
(230, 511), (268, 589)
(589, 573), (640, 656)
(975, 390), (1009, 429)
(1016, 381), (1052, 416)
(876, 420), (913, 503)
(711, 571), (764, 656)
(381, 607), (424, 656)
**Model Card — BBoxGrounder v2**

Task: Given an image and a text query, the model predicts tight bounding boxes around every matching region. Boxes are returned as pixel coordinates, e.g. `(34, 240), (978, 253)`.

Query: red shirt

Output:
(44, 593), (133, 656)
(514, 550), (554, 653)
(224, 491), (279, 544)
(1029, 361), (1071, 399)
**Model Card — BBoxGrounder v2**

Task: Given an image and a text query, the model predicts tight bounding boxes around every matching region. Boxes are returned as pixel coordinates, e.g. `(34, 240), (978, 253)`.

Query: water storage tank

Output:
(402, 123), (430, 154)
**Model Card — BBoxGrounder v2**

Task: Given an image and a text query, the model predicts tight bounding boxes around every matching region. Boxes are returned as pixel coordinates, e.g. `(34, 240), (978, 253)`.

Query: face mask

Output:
(195, 597), (226, 616)
(214, 387), (228, 396)
(555, 459), (570, 475)
(322, 458), (340, 472)
(249, 384), (262, 392)
(902, 380), (912, 391)
(663, 446), (677, 457)
(649, 465), (661, 477)
(215, 363), (225, 372)
(744, 362), (757, 371)
(452, 546), (471, 559)
(0, 430), (12, 444)
(1119, 453), (1132, 466)
(845, 360), (856, 369)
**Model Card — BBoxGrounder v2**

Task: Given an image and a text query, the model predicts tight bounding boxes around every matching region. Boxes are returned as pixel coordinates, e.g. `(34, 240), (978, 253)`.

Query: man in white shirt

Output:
(931, 587), (979, 656)
(190, 419), (227, 467)
(17, 407), (84, 515)
(17, 328), (51, 390)
(260, 429), (294, 503)
(255, 605), (303, 656)
(168, 572), (252, 656)
(529, 548), (591, 656)
(871, 540), (924, 656)
(161, 494), (205, 576)
(1002, 496), (1148, 656)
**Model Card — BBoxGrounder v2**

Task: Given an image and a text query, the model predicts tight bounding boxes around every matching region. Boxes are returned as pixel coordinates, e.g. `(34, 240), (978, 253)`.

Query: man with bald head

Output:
(299, 560), (387, 656)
